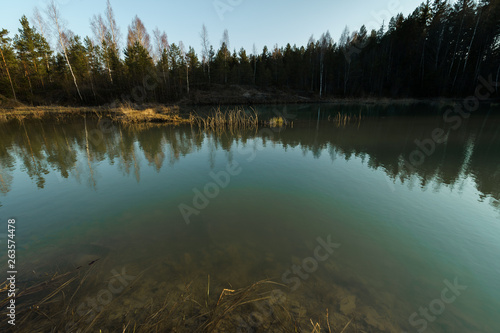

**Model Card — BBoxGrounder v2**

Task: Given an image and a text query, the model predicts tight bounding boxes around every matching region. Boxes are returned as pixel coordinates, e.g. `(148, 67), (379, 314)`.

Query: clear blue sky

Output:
(1, 0), (425, 55)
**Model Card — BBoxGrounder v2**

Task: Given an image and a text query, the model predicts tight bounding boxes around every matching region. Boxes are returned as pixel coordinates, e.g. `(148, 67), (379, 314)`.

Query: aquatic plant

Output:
(328, 111), (362, 128)
(190, 107), (259, 132)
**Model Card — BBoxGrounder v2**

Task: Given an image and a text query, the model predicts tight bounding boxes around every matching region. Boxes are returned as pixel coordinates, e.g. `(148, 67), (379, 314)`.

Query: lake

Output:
(0, 103), (499, 332)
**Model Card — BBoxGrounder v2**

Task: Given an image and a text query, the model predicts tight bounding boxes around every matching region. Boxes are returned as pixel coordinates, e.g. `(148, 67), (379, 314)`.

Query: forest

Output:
(0, 0), (499, 105)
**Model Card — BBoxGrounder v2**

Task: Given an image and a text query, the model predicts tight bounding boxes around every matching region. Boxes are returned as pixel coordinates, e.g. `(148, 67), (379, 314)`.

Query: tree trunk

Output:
(0, 47), (17, 101)
(448, 12), (465, 87)
(107, 61), (113, 84)
(87, 62), (97, 100)
(50, 3), (83, 101)
(186, 64), (190, 94)
(344, 60), (350, 96)
(224, 53), (227, 84)
(435, 25), (444, 70)
(463, 9), (481, 73)
(319, 61), (324, 98)
(62, 48), (83, 101)
(496, 63), (500, 95)
(23, 61), (33, 102)
(253, 58), (256, 85)
(420, 39), (426, 87)
(208, 61), (211, 85)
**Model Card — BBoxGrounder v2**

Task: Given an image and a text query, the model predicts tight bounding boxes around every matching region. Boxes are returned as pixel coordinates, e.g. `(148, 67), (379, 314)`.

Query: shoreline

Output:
(1, 98), (498, 124)
(0, 104), (191, 124)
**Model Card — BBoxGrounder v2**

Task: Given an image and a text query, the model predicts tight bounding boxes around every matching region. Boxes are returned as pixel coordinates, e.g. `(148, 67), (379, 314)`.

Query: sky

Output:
(1, 0), (425, 56)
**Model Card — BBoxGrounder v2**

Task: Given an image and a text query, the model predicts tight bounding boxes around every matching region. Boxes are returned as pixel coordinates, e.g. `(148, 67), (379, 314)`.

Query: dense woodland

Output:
(0, 0), (499, 105)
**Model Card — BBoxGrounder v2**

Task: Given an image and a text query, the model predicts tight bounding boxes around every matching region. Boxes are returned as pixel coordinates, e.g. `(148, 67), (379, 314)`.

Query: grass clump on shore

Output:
(0, 103), (191, 125)
(111, 104), (190, 124)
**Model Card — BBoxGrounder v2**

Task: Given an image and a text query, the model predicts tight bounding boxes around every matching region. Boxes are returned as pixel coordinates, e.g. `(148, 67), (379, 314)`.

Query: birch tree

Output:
(221, 29), (229, 84)
(179, 41), (189, 94)
(90, 14), (113, 83)
(252, 43), (257, 84)
(153, 27), (169, 90)
(46, 0), (83, 101)
(200, 24), (210, 84)
(339, 26), (351, 95)
(105, 0), (120, 52)
(33, 7), (51, 74)
(319, 31), (332, 98)
(153, 28), (168, 64)
(127, 16), (151, 54)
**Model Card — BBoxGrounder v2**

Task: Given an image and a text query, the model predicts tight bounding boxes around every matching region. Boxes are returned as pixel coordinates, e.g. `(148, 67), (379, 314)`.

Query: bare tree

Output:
(90, 15), (108, 49)
(127, 16), (150, 52)
(91, 14), (113, 83)
(200, 24), (211, 84)
(153, 27), (169, 88)
(319, 31), (332, 98)
(152, 28), (161, 64)
(153, 27), (168, 63)
(46, 0), (83, 101)
(307, 35), (315, 91)
(33, 7), (51, 73)
(339, 26), (351, 95)
(179, 41), (189, 94)
(105, 0), (120, 52)
(221, 29), (229, 84)
(252, 43), (257, 84)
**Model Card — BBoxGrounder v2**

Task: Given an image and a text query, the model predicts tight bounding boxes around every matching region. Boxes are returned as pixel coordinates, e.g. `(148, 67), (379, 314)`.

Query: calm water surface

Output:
(0, 103), (499, 332)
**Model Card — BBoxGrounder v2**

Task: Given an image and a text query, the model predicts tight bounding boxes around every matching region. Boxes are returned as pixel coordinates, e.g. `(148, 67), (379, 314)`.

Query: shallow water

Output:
(1, 103), (499, 332)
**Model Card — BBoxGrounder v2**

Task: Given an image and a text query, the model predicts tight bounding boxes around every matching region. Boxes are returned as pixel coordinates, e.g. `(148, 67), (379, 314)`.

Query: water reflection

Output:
(1, 106), (499, 210)
(1, 105), (499, 332)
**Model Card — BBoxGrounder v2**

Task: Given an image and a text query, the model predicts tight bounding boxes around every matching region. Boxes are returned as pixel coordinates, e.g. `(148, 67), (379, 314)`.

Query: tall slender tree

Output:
(127, 16), (151, 54)
(46, 0), (83, 101)
(221, 29), (229, 84)
(200, 24), (210, 84)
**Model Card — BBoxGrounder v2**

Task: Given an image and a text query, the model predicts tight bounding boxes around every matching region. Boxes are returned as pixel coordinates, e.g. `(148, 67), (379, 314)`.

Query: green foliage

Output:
(124, 41), (154, 86)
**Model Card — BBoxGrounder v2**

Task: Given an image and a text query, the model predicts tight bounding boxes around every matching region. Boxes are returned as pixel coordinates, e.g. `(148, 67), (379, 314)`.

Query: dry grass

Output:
(110, 103), (190, 124)
(0, 105), (294, 132)
(0, 106), (96, 122)
(267, 116), (286, 127)
(0, 268), (359, 333)
(328, 112), (362, 127)
(0, 104), (191, 125)
(189, 107), (259, 132)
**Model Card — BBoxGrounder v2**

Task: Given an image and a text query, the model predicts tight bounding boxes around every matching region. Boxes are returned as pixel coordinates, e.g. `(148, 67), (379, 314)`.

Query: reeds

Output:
(328, 111), (362, 128)
(268, 116), (286, 127)
(190, 107), (259, 132)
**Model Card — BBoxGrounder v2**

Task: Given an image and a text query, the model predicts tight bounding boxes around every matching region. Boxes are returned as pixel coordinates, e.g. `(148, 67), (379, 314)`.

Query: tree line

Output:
(0, 0), (499, 105)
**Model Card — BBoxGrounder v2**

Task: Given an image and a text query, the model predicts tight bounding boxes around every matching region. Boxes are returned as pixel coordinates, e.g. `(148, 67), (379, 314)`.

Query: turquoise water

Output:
(0, 104), (499, 332)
